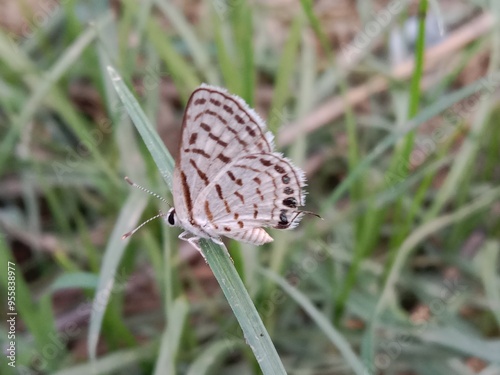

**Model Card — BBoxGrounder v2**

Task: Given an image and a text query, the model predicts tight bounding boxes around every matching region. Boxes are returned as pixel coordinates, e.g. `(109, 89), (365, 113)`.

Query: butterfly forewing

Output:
(172, 84), (307, 246)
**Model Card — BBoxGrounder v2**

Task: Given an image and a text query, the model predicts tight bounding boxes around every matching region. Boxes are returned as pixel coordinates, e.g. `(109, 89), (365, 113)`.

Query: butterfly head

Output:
(165, 207), (177, 227)
(122, 176), (177, 238)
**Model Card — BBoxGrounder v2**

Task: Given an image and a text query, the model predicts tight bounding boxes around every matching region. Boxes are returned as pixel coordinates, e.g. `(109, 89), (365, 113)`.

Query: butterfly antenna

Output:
(296, 210), (322, 220)
(124, 176), (171, 206)
(122, 212), (166, 239)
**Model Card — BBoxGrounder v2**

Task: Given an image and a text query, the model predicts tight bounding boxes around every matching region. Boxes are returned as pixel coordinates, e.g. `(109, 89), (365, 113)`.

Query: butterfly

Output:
(124, 84), (313, 250)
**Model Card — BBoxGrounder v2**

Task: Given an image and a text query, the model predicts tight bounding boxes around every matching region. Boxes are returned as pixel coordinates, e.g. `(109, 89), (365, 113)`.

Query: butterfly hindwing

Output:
(193, 152), (306, 234)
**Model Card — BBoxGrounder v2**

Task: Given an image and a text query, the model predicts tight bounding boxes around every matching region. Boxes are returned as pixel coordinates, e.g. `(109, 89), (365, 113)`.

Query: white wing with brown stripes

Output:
(193, 152), (306, 237)
(168, 84), (308, 250)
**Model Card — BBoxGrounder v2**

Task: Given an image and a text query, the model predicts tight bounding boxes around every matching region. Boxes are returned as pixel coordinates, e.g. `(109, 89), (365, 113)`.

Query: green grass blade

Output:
(476, 241), (500, 329)
(230, 1), (255, 105)
(106, 67), (287, 374)
(365, 186), (500, 365)
(0, 233), (61, 370)
(153, 297), (189, 375)
(187, 339), (245, 375)
(54, 343), (156, 375)
(213, 16), (241, 94)
(259, 267), (367, 375)
(325, 78), (488, 208)
(385, 0), (428, 248)
(49, 272), (99, 292)
(267, 16), (303, 134)
(299, 0), (333, 61)
(200, 239), (287, 374)
(146, 20), (200, 102)
(155, 0), (219, 85)
(0, 15), (108, 171)
(107, 66), (175, 189)
(425, 87), (498, 219)
(417, 327), (500, 363)
(87, 189), (148, 361)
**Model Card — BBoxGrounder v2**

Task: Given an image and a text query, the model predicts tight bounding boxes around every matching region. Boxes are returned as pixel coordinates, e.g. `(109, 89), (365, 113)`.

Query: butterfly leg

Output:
(179, 231), (222, 263)
(178, 232), (233, 262)
(179, 231), (200, 249)
(211, 237), (224, 246)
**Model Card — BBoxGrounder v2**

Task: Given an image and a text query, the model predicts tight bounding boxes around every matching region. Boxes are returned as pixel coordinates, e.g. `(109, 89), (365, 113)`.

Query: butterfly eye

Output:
(167, 209), (176, 226)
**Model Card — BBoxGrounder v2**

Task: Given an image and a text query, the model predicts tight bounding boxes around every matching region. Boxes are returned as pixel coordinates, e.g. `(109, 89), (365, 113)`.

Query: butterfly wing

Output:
(196, 152), (306, 239)
(173, 84), (274, 227)
(224, 228), (274, 245)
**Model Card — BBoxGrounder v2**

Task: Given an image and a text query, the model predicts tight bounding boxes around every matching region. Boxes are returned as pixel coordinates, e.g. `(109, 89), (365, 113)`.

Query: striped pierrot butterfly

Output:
(124, 84), (314, 250)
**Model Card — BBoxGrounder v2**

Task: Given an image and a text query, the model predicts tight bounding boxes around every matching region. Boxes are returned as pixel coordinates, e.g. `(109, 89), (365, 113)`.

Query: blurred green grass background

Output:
(0, 0), (499, 374)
